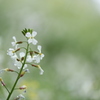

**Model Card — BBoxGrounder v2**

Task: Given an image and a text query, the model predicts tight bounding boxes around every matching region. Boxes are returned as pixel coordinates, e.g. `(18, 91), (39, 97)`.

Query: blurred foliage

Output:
(0, 0), (100, 100)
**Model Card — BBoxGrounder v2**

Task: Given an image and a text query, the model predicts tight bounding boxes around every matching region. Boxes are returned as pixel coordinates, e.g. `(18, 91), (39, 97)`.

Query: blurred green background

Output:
(0, 0), (100, 100)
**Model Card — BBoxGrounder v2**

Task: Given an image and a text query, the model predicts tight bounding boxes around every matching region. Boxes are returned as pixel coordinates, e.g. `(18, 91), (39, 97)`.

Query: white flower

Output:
(11, 36), (18, 49)
(13, 52), (27, 69)
(34, 45), (45, 63)
(26, 55), (34, 62)
(16, 94), (25, 100)
(25, 31), (38, 45)
(38, 65), (44, 75)
(19, 52), (25, 58)
(7, 48), (16, 56)
(11, 53), (18, 60)
(14, 60), (27, 69)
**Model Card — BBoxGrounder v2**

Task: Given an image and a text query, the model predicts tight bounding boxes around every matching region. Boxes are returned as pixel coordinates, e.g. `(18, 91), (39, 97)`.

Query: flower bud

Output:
(0, 77), (5, 86)
(20, 71), (25, 77)
(17, 41), (23, 44)
(15, 48), (20, 52)
(19, 85), (27, 90)
(4, 68), (14, 72)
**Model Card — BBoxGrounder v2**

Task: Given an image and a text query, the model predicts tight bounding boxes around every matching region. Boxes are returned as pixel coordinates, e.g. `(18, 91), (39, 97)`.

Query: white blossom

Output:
(7, 48), (16, 56)
(14, 60), (27, 69)
(11, 36), (18, 49)
(38, 65), (44, 75)
(26, 55), (34, 62)
(16, 94), (25, 100)
(34, 45), (44, 63)
(19, 52), (25, 58)
(25, 31), (38, 45)
(13, 52), (27, 69)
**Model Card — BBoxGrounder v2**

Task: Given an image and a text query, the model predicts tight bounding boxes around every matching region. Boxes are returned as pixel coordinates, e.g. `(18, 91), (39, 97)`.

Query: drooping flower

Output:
(38, 65), (44, 75)
(34, 45), (44, 63)
(32, 64), (44, 75)
(25, 31), (38, 45)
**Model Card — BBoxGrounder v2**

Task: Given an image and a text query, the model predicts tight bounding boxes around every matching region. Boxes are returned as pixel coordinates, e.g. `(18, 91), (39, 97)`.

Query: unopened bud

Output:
(20, 71), (25, 77)
(0, 77), (5, 86)
(15, 48), (20, 52)
(21, 57), (24, 61)
(34, 51), (39, 54)
(19, 85), (27, 90)
(17, 41), (23, 44)
(30, 51), (34, 57)
(31, 64), (38, 68)
(4, 68), (14, 72)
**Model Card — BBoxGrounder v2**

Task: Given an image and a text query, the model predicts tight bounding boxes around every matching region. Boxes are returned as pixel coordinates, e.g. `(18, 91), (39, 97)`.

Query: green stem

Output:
(4, 85), (10, 93)
(6, 43), (29, 100)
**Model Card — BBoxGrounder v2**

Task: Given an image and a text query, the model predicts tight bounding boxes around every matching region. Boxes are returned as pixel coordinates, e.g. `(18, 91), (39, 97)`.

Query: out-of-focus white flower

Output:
(11, 36), (18, 49)
(0, 68), (14, 73)
(14, 60), (27, 69)
(11, 53), (18, 60)
(0, 69), (4, 73)
(38, 65), (44, 75)
(25, 31), (38, 45)
(7, 48), (16, 56)
(19, 52), (25, 58)
(16, 94), (25, 100)
(31, 64), (44, 75)
(34, 45), (45, 63)
(26, 55), (34, 62)
(13, 52), (27, 69)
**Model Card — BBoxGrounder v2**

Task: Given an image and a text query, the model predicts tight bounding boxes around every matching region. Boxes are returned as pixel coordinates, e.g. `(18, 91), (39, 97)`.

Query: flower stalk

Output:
(0, 28), (45, 99)
(6, 43), (29, 100)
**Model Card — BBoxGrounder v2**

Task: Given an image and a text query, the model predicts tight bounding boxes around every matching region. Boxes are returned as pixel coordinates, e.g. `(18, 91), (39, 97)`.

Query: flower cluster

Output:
(0, 29), (45, 100)
(7, 29), (44, 74)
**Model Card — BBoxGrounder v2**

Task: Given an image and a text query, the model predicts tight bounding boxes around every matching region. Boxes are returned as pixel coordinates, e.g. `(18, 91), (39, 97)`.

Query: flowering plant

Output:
(0, 29), (44, 100)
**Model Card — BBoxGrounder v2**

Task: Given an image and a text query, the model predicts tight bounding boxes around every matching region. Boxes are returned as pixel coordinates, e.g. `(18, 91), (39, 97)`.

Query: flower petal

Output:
(19, 52), (25, 58)
(26, 32), (31, 38)
(11, 42), (16, 46)
(28, 39), (32, 44)
(23, 64), (27, 69)
(41, 54), (45, 59)
(12, 36), (16, 42)
(32, 39), (38, 45)
(37, 45), (41, 53)
(38, 66), (44, 75)
(32, 31), (37, 37)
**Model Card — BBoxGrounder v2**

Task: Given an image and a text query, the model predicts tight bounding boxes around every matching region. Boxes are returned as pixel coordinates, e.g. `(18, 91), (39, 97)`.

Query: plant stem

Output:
(6, 44), (29, 100)
(4, 85), (10, 93)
